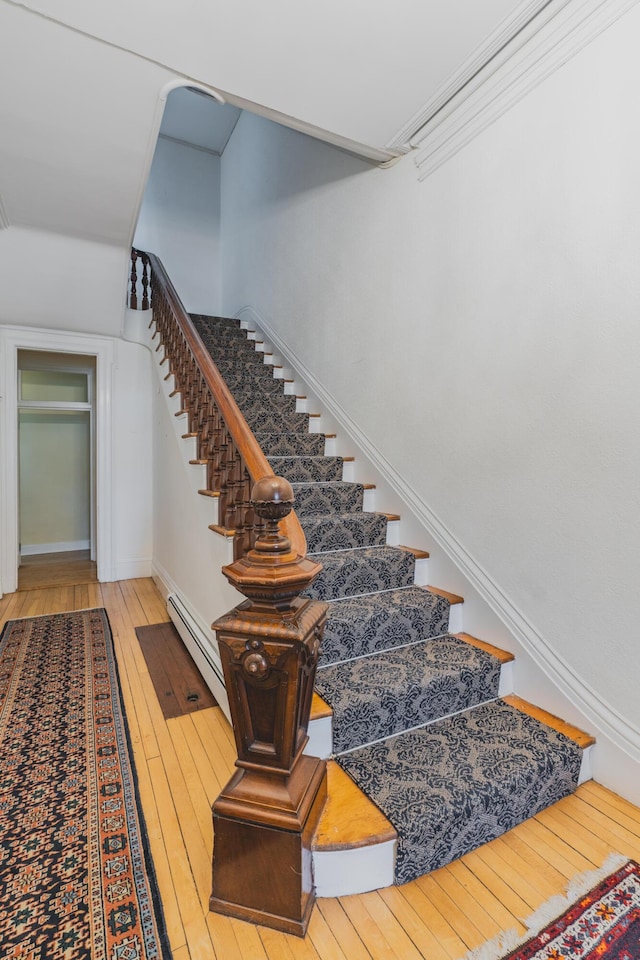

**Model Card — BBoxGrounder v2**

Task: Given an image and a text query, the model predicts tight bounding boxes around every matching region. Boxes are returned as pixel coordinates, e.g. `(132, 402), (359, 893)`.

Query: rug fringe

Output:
(457, 852), (630, 960)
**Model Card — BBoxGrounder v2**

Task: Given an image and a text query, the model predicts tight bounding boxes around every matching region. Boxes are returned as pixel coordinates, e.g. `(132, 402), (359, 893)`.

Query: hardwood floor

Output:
(1, 577), (639, 960)
(17, 549), (97, 590)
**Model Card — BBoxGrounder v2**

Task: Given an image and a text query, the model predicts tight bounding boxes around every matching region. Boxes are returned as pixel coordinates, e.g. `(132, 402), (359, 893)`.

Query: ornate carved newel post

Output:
(209, 476), (328, 937)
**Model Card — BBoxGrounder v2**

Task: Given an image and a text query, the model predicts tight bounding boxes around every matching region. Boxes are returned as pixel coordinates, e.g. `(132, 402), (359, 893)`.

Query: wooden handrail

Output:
(131, 248), (306, 560)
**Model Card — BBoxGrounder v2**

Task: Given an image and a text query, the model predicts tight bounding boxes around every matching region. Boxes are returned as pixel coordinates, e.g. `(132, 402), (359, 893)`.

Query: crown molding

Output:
(387, 0), (562, 150)
(411, 0), (638, 180)
(0, 192), (10, 230)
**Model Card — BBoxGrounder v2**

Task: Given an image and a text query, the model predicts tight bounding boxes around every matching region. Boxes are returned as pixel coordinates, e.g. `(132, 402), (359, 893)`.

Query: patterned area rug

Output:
(461, 856), (640, 960)
(0, 609), (171, 959)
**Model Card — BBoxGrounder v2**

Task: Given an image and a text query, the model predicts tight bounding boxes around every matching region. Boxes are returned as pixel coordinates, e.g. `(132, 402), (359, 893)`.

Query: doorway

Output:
(17, 350), (97, 589)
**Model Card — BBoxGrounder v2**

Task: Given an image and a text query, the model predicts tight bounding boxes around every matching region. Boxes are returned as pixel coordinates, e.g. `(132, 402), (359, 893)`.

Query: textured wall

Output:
(134, 136), (221, 315)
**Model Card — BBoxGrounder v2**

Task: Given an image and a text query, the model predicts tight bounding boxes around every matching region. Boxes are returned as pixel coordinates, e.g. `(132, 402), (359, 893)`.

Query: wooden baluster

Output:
(141, 253), (150, 310)
(210, 477), (327, 937)
(129, 249), (138, 309)
(234, 467), (254, 558)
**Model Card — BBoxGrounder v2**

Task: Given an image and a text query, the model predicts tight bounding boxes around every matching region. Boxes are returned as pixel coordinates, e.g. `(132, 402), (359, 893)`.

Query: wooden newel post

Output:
(209, 476), (328, 937)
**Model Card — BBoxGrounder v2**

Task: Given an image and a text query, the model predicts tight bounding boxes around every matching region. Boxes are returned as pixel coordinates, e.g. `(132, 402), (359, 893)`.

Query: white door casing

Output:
(0, 325), (115, 595)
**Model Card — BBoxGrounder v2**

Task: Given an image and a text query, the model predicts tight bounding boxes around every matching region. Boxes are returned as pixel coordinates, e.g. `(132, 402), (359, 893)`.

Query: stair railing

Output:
(128, 247), (307, 560)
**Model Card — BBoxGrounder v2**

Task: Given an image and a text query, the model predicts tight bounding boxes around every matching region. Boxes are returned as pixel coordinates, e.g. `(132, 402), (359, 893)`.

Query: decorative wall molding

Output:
(387, 0), (564, 149)
(0, 192), (10, 230)
(410, 0), (639, 180)
(236, 304), (640, 771)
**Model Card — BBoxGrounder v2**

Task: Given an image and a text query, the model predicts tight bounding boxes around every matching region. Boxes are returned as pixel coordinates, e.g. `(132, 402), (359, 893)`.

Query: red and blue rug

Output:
(0, 608), (171, 959)
(463, 856), (640, 960)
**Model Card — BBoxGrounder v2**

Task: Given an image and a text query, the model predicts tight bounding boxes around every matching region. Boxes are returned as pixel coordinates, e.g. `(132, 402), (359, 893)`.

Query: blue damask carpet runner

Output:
(0, 609), (171, 959)
(191, 314), (585, 886)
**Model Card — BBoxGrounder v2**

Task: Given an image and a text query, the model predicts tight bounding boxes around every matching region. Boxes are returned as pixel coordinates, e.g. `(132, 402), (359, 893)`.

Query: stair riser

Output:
(308, 657), (509, 759)
(304, 549), (416, 601)
(319, 588), (451, 666)
(268, 457), (344, 484)
(301, 513), (388, 553)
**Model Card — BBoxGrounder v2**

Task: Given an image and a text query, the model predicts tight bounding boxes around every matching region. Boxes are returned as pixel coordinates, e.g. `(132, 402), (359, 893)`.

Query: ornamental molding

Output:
(406, 0), (639, 180)
(387, 0), (562, 149)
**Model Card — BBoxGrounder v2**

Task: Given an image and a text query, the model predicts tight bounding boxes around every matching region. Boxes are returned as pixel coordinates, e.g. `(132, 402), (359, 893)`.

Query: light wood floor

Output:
(1, 578), (639, 960)
(17, 549), (97, 590)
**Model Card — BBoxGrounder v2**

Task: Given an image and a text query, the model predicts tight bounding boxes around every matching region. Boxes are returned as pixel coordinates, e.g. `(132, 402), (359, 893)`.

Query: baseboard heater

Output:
(166, 593), (230, 721)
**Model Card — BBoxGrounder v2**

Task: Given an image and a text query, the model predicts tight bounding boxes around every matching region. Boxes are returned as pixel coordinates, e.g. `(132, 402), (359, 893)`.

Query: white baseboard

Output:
(21, 539), (90, 556)
(112, 557), (153, 581)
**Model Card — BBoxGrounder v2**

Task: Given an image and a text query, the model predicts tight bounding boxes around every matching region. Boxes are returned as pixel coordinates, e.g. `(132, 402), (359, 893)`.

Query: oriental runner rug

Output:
(0, 608), (171, 959)
(462, 855), (640, 960)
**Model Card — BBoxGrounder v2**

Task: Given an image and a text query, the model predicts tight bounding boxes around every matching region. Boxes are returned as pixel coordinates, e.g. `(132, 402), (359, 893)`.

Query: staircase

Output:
(190, 313), (593, 890)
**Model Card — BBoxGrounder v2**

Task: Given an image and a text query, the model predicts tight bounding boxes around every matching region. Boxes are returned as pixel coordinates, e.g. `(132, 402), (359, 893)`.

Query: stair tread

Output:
(312, 761), (397, 852)
(338, 698), (584, 884)
(454, 632), (515, 665)
(503, 694), (595, 748)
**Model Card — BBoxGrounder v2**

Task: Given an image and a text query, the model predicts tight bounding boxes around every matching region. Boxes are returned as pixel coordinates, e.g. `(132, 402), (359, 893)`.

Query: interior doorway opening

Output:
(17, 350), (97, 590)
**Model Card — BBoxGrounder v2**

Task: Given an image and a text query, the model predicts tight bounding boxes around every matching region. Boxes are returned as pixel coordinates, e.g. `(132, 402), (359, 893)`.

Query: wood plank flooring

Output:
(17, 549), (97, 590)
(1, 577), (638, 960)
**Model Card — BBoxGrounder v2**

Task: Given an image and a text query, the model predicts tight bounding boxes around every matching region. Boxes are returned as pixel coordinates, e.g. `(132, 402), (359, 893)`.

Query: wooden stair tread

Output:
(181, 432), (198, 439)
(197, 489), (220, 498)
(380, 512), (401, 522)
(399, 545), (430, 560)
(453, 633), (515, 665)
(425, 585), (464, 605)
(311, 692), (332, 720)
(313, 761), (397, 852)
(208, 524), (235, 539)
(503, 694), (595, 748)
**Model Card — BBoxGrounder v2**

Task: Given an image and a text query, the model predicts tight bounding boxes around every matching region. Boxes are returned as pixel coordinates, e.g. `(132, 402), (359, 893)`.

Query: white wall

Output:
(0, 227), (128, 337)
(134, 136), (221, 314)
(19, 410), (91, 551)
(220, 9), (640, 790)
(111, 338), (154, 580)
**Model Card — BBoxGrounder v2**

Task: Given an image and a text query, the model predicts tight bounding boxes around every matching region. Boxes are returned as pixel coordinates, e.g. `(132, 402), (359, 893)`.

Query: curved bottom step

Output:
(310, 697), (594, 897)
(312, 761), (397, 897)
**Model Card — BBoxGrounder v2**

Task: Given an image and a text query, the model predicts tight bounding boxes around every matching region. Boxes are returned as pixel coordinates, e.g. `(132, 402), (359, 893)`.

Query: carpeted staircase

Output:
(191, 314), (586, 886)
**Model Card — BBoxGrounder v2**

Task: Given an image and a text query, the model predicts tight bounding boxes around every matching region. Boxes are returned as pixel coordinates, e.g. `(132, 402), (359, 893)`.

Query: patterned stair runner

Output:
(190, 314), (584, 884)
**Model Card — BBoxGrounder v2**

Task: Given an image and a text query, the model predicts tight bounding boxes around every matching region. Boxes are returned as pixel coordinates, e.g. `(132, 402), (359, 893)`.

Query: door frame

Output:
(0, 325), (115, 596)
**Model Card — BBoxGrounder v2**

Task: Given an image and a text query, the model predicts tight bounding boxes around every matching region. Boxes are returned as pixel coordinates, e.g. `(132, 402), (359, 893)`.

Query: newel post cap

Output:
(218, 476), (322, 613)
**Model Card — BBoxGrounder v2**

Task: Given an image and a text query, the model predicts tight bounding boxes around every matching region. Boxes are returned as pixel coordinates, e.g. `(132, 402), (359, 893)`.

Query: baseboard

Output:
(21, 539), (90, 556)
(112, 557), (152, 580)
(234, 305), (640, 773)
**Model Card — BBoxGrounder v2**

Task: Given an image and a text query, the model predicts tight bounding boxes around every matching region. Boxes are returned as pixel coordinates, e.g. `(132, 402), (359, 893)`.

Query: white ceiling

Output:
(0, 0), (558, 246)
(5, 0), (552, 155)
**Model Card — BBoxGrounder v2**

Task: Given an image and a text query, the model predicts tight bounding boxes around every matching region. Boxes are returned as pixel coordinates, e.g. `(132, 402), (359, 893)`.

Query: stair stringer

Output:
(233, 304), (640, 804)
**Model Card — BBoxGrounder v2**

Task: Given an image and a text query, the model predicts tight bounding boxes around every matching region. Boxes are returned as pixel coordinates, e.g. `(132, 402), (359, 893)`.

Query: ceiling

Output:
(4, 0), (553, 157)
(0, 0), (559, 247)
